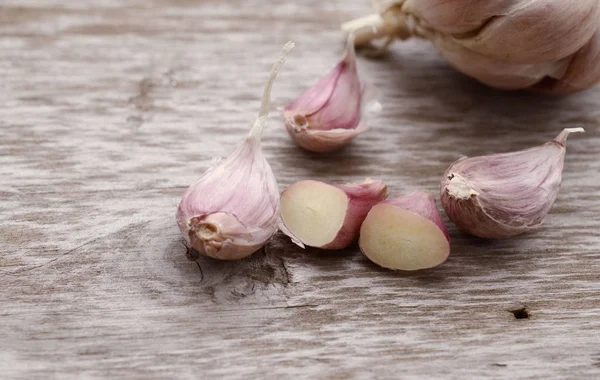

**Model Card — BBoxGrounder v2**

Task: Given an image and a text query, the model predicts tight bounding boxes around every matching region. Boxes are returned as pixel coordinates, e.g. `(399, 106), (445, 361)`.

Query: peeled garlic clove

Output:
(359, 191), (450, 271)
(176, 42), (294, 260)
(280, 178), (388, 250)
(440, 128), (584, 239)
(283, 36), (374, 153)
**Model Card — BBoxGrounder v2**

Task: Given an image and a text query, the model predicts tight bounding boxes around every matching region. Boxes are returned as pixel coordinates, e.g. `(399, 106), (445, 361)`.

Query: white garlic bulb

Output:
(343, 0), (600, 93)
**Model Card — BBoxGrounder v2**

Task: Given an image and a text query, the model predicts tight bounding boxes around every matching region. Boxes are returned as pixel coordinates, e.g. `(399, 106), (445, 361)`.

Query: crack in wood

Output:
(509, 306), (530, 320)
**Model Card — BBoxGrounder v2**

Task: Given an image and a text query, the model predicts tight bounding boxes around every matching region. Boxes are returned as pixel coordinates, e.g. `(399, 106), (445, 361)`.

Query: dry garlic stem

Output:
(176, 42), (294, 260)
(440, 128), (584, 239)
(342, 1), (600, 93)
(283, 36), (378, 153)
(280, 178), (388, 249)
(359, 191), (450, 271)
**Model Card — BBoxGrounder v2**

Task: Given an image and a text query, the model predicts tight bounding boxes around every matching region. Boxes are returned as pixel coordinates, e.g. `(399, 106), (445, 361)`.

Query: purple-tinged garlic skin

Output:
(285, 118), (368, 154)
(176, 135), (279, 260)
(359, 191), (450, 271)
(283, 37), (370, 153)
(176, 42), (294, 260)
(343, 1), (600, 93)
(279, 178), (388, 250)
(326, 179), (389, 249)
(440, 128), (584, 239)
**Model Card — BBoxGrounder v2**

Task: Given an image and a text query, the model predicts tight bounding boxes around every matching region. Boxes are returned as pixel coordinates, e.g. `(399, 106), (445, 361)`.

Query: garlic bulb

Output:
(176, 42), (294, 260)
(283, 36), (377, 153)
(343, 1), (600, 93)
(440, 128), (584, 239)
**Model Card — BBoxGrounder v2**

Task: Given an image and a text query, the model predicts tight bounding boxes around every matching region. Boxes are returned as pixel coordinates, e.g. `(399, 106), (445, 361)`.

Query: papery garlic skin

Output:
(440, 128), (584, 239)
(359, 191), (450, 271)
(286, 118), (369, 154)
(534, 27), (600, 93)
(283, 37), (372, 153)
(343, 1), (600, 93)
(176, 136), (279, 260)
(407, 0), (600, 63)
(280, 178), (388, 249)
(176, 42), (294, 260)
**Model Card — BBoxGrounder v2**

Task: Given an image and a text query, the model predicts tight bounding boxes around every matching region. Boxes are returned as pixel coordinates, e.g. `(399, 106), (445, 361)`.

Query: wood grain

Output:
(1, 0), (600, 378)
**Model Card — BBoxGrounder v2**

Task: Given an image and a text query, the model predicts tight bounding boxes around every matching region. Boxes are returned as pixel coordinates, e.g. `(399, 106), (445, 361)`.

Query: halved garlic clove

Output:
(440, 128), (584, 239)
(359, 191), (451, 271)
(280, 178), (388, 249)
(283, 36), (377, 153)
(176, 42), (295, 260)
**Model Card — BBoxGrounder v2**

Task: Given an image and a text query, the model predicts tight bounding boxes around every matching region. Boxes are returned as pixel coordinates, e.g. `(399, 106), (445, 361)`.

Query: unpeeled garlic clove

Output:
(280, 178), (388, 249)
(283, 36), (375, 153)
(176, 42), (294, 260)
(440, 128), (584, 239)
(359, 191), (450, 271)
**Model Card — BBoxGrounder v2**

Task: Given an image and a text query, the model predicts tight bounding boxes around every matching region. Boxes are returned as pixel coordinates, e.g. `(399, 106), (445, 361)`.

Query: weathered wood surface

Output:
(2, 1), (600, 378)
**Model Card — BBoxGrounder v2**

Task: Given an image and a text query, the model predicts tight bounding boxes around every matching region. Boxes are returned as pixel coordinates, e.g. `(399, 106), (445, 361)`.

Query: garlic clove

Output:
(440, 128), (585, 239)
(284, 36), (374, 153)
(176, 42), (294, 260)
(280, 178), (388, 250)
(359, 191), (450, 271)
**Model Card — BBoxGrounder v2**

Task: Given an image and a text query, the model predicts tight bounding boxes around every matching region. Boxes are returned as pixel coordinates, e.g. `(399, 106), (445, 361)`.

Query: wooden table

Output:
(2, 1), (600, 378)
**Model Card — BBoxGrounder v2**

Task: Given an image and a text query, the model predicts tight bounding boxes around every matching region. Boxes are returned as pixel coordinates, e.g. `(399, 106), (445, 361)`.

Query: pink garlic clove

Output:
(280, 178), (388, 250)
(440, 128), (584, 239)
(359, 191), (451, 271)
(176, 42), (294, 260)
(283, 36), (375, 153)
